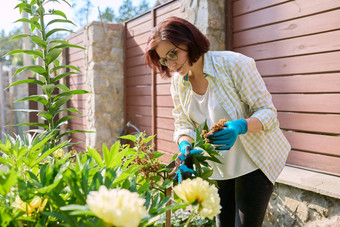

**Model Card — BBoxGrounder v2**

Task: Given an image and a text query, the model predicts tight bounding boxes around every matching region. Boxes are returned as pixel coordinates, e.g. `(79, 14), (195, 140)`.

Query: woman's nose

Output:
(167, 59), (176, 69)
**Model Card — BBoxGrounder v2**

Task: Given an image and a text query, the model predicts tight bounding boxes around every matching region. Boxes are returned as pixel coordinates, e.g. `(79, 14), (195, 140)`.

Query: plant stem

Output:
(184, 212), (195, 227)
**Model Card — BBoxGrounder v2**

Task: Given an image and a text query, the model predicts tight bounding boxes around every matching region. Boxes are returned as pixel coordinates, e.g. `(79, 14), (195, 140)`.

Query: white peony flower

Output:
(87, 185), (148, 227)
(173, 177), (221, 220)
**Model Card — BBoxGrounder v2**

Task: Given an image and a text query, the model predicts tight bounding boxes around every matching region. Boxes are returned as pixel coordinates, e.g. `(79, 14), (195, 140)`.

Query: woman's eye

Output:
(167, 51), (177, 60)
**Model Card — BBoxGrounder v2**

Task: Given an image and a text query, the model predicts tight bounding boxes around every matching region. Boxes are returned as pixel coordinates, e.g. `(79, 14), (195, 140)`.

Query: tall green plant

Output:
(7, 0), (90, 146)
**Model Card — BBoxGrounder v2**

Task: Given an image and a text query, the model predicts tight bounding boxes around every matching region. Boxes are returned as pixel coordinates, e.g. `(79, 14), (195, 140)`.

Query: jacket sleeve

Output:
(226, 53), (279, 132)
(170, 75), (196, 144)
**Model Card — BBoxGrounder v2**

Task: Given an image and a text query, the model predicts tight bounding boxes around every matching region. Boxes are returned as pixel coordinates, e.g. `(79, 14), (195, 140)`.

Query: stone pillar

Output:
(179, 0), (225, 51)
(84, 22), (124, 150)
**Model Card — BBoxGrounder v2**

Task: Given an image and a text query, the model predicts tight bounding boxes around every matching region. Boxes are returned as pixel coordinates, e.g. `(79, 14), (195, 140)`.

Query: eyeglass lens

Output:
(159, 49), (178, 66)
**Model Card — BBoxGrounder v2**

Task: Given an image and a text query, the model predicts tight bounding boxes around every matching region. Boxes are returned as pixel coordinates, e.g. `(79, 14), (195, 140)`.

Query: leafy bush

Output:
(0, 132), (182, 226)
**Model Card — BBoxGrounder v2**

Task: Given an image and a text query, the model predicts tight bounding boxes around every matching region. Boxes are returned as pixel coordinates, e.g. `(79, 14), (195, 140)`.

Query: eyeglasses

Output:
(159, 47), (178, 66)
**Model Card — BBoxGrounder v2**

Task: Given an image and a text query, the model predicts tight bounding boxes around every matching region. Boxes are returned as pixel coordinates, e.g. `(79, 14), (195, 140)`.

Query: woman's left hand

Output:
(207, 119), (248, 150)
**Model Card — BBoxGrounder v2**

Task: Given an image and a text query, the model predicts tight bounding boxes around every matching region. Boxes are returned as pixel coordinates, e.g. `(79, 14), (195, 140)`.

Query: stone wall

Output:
(264, 183), (340, 226)
(179, 0), (225, 51)
(83, 22), (125, 150)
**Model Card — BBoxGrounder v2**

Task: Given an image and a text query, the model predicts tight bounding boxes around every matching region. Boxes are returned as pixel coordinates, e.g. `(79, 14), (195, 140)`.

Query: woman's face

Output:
(155, 40), (190, 76)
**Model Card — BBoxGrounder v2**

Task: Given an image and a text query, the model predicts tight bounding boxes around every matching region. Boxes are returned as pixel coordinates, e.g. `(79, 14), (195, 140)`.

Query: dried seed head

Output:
(202, 118), (228, 140)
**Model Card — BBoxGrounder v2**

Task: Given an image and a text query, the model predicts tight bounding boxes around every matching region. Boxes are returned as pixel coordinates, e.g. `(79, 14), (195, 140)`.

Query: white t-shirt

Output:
(189, 83), (258, 180)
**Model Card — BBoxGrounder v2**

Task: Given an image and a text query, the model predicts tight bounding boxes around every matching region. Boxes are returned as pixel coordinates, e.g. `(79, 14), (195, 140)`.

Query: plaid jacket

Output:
(170, 51), (291, 183)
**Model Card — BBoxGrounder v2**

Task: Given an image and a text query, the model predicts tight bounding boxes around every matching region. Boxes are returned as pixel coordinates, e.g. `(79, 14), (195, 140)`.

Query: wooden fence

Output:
(124, 0), (181, 162)
(232, 0), (340, 175)
(66, 30), (87, 152)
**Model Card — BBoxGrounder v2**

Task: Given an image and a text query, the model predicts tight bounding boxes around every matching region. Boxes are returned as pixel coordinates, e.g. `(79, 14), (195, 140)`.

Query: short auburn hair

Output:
(145, 16), (210, 78)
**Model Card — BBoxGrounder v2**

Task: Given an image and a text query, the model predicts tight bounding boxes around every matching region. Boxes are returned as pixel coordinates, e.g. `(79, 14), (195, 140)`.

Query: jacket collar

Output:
(182, 51), (215, 83)
(202, 51), (216, 78)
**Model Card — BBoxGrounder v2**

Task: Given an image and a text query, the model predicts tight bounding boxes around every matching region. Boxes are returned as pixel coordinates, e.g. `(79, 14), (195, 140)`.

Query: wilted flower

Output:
(13, 196), (48, 216)
(13, 196), (33, 214)
(87, 185), (148, 227)
(173, 177), (221, 220)
(30, 197), (48, 211)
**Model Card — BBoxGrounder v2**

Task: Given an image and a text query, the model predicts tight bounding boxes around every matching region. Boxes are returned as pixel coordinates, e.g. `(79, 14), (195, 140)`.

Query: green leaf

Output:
(14, 18), (41, 30)
(50, 65), (81, 74)
(157, 196), (171, 212)
(54, 108), (81, 115)
(51, 94), (72, 112)
(56, 84), (70, 92)
(41, 212), (75, 225)
(111, 165), (142, 187)
(87, 148), (104, 168)
(137, 181), (151, 194)
(119, 134), (137, 142)
(30, 35), (47, 48)
(153, 151), (164, 159)
(102, 144), (111, 167)
(37, 111), (53, 121)
(149, 193), (161, 213)
(51, 72), (77, 83)
(143, 134), (156, 144)
(107, 141), (121, 168)
(7, 49), (43, 59)
(70, 89), (90, 95)
(32, 141), (68, 166)
(14, 3), (32, 14)
(29, 0), (38, 5)
(46, 48), (62, 65)
(157, 203), (188, 214)
(10, 34), (30, 41)
(200, 167), (214, 179)
(15, 3), (29, 9)
(15, 95), (48, 106)
(10, 122), (49, 130)
(144, 190), (151, 209)
(46, 28), (71, 39)
(52, 10), (67, 19)
(61, 205), (95, 216)
(50, 43), (85, 52)
(55, 115), (76, 128)
(7, 79), (44, 89)
(38, 162), (69, 193)
(42, 84), (56, 98)
(53, 90), (89, 102)
(53, 59), (60, 67)
(13, 65), (48, 77)
(0, 170), (19, 195)
(46, 19), (76, 27)
(50, 40), (68, 45)
(162, 179), (172, 189)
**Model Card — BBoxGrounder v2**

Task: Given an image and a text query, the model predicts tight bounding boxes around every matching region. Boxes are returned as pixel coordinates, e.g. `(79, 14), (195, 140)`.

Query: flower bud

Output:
(53, 148), (64, 158)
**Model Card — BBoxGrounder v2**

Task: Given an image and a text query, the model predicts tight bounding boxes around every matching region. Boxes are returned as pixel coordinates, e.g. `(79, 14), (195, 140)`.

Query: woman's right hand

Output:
(174, 141), (202, 183)
(178, 141), (202, 161)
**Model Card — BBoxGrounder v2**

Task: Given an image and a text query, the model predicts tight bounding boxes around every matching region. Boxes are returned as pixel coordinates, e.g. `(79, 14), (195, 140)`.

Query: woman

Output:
(145, 16), (290, 227)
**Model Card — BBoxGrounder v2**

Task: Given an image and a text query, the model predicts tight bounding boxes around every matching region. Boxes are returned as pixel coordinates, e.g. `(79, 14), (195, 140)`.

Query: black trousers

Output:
(216, 169), (273, 227)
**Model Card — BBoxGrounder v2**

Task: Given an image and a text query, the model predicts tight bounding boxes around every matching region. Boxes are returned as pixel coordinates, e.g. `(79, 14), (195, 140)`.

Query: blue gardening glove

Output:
(174, 164), (196, 183)
(174, 141), (202, 183)
(207, 119), (248, 150)
(178, 141), (202, 161)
